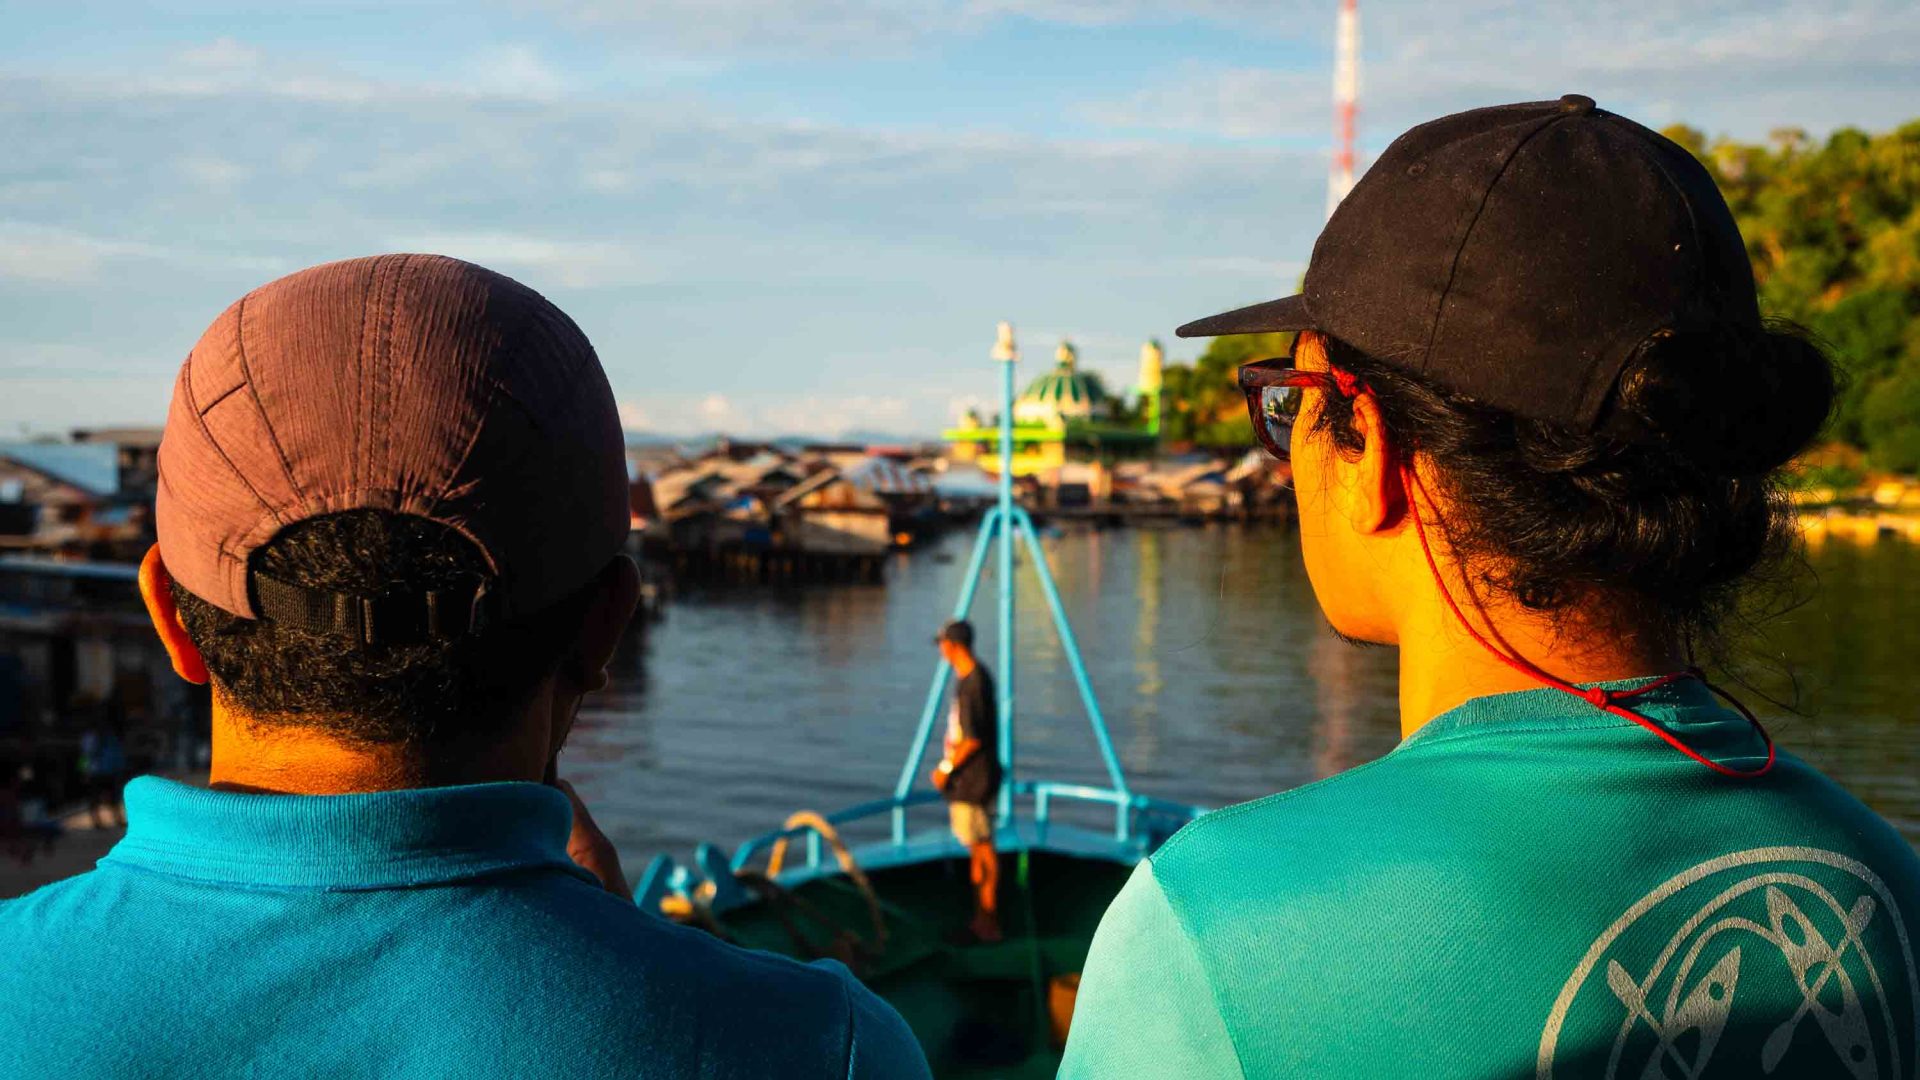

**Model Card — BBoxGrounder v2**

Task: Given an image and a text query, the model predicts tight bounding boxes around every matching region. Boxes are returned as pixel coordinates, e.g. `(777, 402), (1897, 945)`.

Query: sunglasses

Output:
(1237, 356), (1367, 462)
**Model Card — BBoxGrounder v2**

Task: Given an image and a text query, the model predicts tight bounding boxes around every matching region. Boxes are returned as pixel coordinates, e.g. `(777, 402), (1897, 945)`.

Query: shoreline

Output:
(1797, 507), (1920, 543)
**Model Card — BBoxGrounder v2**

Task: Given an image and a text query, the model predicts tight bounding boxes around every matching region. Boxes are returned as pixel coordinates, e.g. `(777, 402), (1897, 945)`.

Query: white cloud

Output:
(538, 0), (949, 53)
(77, 41), (386, 103)
(534, 0), (1298, 53)
(174, 37), (265, 73)
(625, 390), (919, 438)
(0, 223), (165, 283)
(466, 45), (569, 100)
(1178, 256), (1306, 281)
(0, 220), (288, 284)
(581, 168), (634, 193)
(1077, 0), (1920, 144)
(393, 232), (660, 289)
(21, 1), (1910, 439)
(698, 393), (742, 427)
(61, 37), (575, 107)
(616, 399), (653, 430)
(1081, 65), (1327, 141)
(963, 0), (1261, 26)
(276, 139), (326, 174)
(0, 342), (167, 379)
(175, 155), (251, 191)
(0, 40), (1320, 433)
(0, 374), (173, 434)
(777, 393), (913, 437)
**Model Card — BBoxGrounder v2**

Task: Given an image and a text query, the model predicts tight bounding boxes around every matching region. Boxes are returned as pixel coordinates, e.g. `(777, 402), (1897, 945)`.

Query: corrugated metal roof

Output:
(842, 457), (933, 497)
(0, 442), (119, 497)
(70, 427), (164, 448)
(0, 556), (139, 581)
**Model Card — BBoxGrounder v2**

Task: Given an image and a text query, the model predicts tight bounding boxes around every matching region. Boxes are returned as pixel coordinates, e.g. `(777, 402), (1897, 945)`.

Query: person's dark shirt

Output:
(944, 665), (1000, 806)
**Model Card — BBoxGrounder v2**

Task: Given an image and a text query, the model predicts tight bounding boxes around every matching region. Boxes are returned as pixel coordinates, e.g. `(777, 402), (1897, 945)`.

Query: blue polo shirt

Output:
(1061, 679), (1920, 1078)
(0, 777), (929, 1079)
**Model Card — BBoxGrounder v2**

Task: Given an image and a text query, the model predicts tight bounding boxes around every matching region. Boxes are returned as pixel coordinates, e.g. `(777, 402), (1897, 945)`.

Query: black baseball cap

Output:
(1177, 95), (1761, 436)
(935, 619), (974, 648)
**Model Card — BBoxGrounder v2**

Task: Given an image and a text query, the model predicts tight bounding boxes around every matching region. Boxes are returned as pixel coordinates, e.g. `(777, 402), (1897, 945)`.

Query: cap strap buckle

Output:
(251, 572), (494, 646)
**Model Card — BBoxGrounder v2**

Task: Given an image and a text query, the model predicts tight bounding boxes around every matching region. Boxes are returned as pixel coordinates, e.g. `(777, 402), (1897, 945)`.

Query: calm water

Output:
(566, 525), (1920, 862)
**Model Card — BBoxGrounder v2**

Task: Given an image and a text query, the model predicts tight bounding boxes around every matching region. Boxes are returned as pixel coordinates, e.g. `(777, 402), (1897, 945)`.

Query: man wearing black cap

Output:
(1061, 98), (1920, 1078)
(931, 619), (1002, 943)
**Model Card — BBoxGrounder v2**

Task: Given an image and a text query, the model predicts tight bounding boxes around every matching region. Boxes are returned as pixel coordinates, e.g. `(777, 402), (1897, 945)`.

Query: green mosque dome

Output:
(1014, 340), (1110, 427)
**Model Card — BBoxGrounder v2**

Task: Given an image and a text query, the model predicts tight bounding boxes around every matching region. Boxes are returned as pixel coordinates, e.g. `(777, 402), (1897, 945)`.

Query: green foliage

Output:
(1784, 462), (1866, 493)
(1863, 359), (1920, 473)
(1156, 332), (1291, 448)
(1666, 119), (1920, 471)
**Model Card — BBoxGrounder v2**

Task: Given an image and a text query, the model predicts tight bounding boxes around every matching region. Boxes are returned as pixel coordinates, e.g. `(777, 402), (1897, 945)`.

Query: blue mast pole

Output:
(992, 321), (1017, 826)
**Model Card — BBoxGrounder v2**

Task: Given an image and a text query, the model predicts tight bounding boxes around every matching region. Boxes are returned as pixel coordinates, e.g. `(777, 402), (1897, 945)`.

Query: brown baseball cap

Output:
(156, 254), (629, 635)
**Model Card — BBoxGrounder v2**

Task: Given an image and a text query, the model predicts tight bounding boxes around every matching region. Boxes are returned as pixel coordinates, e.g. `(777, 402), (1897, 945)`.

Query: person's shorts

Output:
(947, 800), (993, 846)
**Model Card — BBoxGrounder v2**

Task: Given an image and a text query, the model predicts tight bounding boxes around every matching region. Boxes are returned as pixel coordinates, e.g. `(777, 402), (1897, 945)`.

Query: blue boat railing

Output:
(729, 782), (1204, 878)
(1020, 780), (1205, 846)
(635, 781), (1207, 914)
(730, 791), (944, 874)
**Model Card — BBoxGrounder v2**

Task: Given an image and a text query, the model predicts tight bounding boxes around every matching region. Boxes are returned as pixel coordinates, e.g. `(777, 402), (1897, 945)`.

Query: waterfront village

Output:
(0, 336), (1916, 879)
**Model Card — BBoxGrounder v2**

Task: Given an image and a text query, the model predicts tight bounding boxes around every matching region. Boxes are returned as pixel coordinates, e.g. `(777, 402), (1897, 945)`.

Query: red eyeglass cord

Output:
(1400, 465), (1776, 779)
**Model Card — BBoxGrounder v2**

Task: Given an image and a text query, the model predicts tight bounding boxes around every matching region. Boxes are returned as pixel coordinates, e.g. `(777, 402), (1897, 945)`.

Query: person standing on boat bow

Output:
(932, 618), (1003, 943)
(1061, 97), (1920, 1079)
(0, 255), (930, 1080)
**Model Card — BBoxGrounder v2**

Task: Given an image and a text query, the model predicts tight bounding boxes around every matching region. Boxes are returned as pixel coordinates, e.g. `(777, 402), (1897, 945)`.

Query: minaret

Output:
(1329, 0), (1359, 219)
(1138, 339), (1164, 438)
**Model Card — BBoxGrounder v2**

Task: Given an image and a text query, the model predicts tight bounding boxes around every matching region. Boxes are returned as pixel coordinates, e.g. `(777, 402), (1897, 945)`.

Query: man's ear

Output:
(138, 545), (209, 685)
(1345, 393), (1407, 535)
(562, 555), (643, 696)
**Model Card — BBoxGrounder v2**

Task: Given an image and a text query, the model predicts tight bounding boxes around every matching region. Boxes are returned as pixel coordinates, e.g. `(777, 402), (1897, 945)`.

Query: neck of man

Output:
(206, 690), (553, 795)
(1394, 592), (1685, 741)
(950, 650), (978, 679)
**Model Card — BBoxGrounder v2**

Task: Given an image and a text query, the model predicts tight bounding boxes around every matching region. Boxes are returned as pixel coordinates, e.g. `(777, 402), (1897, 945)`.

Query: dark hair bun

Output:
(1613, 321), (1836, 475)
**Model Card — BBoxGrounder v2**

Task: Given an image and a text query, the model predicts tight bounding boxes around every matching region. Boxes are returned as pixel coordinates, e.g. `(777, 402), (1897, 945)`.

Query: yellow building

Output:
(945, 340), (1162, 479)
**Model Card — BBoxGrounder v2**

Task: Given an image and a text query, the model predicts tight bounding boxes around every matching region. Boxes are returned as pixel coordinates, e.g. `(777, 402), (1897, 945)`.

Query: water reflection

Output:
(566, 526), (1919, 859)
(1309, 632), (1370, 780)
(1737, 539), (1920, 838)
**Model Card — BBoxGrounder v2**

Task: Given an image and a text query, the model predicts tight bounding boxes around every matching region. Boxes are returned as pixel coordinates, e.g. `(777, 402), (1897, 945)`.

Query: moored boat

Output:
(635, 325), (1206, 1076)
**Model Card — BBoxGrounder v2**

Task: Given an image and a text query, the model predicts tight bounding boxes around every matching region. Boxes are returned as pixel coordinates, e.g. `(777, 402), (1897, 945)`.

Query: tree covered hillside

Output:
(1666, 120), (1920, 473)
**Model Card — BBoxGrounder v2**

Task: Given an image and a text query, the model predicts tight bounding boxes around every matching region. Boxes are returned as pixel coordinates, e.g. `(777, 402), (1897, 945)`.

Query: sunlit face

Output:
(1289, 332), (1393, 645)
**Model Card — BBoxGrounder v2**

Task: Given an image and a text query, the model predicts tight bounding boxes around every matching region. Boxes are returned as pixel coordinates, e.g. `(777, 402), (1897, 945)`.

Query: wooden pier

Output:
(650, 541), (889, 585)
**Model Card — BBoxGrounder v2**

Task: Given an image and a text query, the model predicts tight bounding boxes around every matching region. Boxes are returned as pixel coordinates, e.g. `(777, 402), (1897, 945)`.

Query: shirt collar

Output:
(105, 776), (597, 891)
(1401, 675), (1765, 761)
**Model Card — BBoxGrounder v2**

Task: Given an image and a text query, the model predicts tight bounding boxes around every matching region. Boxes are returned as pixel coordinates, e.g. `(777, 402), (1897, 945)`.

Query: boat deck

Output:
(707, 844), (1135, 1078)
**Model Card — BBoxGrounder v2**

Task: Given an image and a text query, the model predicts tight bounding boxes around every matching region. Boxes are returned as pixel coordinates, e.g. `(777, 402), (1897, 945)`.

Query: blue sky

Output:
(4, 1), (1918, 438)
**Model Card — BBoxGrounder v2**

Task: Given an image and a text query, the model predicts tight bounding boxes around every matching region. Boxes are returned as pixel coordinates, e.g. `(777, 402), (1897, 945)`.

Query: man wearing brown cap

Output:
(0, 255), (930, 1079)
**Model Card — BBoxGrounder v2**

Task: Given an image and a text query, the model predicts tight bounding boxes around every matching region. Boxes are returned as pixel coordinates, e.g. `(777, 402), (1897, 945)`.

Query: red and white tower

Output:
(1328, 0), (1360, 218)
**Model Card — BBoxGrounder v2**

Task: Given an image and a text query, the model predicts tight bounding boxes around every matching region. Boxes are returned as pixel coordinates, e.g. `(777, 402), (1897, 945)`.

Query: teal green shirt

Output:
(1062, 680), (1920, 1078)
(0, 778), (930, 1079)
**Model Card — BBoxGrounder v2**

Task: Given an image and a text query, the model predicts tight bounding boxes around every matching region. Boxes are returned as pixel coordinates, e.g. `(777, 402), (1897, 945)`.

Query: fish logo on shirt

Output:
(1539, 848), (1919, 1079)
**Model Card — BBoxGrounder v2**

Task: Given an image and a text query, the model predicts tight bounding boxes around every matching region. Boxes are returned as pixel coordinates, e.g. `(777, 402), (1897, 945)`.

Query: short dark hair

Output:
(1305, 320), (1836, 652)
(172, 510), (596, 746)
(938, 619), (975, 649)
